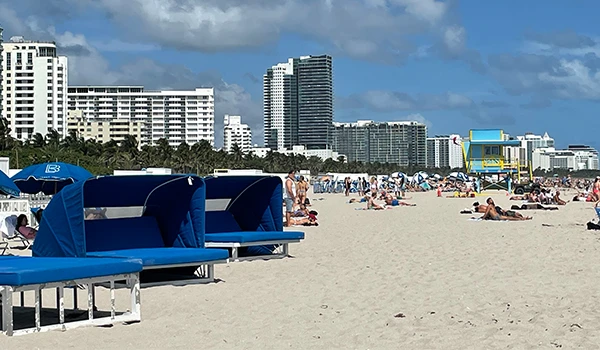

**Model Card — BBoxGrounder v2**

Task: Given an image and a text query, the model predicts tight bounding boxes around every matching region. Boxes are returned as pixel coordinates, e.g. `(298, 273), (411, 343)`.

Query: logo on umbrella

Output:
(45, 164), (61, 173)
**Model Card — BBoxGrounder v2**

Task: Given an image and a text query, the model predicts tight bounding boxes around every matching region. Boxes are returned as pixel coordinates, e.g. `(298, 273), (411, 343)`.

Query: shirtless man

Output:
(481, 198), (532, 221)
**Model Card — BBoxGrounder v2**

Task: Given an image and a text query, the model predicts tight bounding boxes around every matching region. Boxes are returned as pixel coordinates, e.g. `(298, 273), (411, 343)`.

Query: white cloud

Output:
(3, 0), (454, 62)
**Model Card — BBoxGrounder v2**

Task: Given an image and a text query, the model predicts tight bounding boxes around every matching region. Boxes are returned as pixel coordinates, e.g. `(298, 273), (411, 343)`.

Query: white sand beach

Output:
(2, 191), (600, 349)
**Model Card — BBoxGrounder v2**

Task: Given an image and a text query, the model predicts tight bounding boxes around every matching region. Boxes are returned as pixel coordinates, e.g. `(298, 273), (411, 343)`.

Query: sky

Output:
(0, 0), (599, 150)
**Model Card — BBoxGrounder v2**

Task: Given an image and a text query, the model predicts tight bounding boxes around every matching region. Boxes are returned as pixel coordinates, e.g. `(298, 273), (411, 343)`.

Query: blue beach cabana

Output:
(203, 175), (305, 261)
(32, 175), (229, 283)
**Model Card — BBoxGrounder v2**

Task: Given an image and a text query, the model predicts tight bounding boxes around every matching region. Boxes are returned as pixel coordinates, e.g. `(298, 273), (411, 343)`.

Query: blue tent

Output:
(33, 175), (207, 258)
(12, 162), (93, 195)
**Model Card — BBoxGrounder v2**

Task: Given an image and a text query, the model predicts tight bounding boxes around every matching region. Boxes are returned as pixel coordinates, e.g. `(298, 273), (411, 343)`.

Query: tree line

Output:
(1, 117), (598, 178)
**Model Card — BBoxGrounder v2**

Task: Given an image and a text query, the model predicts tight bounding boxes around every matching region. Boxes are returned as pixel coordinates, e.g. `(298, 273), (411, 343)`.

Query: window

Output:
(484, 146), (500, 156)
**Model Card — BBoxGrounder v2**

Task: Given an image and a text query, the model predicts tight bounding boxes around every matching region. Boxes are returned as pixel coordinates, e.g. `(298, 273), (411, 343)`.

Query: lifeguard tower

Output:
(462, 129), (521, 193)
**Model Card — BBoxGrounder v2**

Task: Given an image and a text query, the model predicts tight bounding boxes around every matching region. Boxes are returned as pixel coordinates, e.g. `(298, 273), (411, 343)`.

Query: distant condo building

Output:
(504, 132), (555, 168)
(1, 36), (68, 140)
(426, 135), (464, 169)
(532, 144), (599, 171)
(332, 120), (427, 166)
(67, 110), (143, 147)
(67, 86), (214, 147)
(263, 55), (333, 151)
(223, 115), (252, 153)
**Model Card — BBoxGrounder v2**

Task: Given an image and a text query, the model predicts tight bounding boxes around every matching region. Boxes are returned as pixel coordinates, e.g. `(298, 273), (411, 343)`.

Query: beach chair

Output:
(204, 211), (304, 261)
(203, 175), (305, 262)
(0, 215), (32, 255)
(0, 256), (142, 336)
(32, 175), (229, 286)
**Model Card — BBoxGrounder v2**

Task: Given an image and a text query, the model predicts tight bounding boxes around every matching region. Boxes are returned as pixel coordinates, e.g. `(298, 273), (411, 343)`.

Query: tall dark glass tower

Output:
(263, 55), (333, 150)
(295, 55), (333, 150)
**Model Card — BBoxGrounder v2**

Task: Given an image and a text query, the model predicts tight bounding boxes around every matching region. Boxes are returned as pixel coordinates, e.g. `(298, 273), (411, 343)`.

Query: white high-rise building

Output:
(263, 55), (333, 151)
(1, 36), (68, 140)
(426, 134), (464, 169)
(67, 86), (214, 147)
(263, 59), (293, 151)
(223, 114), (252, 153)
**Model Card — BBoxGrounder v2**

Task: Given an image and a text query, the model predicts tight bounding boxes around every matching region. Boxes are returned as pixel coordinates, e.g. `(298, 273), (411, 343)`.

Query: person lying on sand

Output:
(481, 198), (532, 221)
(364, 192), (385, 210)
(472, 201), (526, 219)
(509, 193), (530, 201)
(384, 193), (416, 206)
(287, 215), (318, 226)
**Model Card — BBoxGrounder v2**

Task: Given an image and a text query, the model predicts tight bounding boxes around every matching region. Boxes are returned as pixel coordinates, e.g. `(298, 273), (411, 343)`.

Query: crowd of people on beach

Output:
(283, 170), (319, 227)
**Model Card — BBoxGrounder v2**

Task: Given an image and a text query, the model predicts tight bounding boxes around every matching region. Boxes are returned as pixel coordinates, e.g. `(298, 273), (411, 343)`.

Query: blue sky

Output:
(1, 0), (599, 150)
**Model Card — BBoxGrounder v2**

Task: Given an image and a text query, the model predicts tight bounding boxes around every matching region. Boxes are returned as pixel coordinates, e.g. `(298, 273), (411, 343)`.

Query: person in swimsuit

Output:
(481, 198), (532, 221)
(296, 176), (308, 205)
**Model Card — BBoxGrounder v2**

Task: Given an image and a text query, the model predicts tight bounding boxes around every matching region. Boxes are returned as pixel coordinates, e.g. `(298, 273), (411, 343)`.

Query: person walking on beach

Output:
(284, 170), (297, 227)
(344, 177), (352, 196)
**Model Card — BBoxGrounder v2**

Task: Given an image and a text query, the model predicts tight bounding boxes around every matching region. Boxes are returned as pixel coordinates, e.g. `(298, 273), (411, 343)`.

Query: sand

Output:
(2, 191), (600, 349)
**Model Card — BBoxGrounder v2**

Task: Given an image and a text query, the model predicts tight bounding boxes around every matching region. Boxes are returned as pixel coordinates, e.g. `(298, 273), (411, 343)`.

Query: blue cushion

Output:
(0, 257), (143, 286)
(85, 216), (166, 252)
(205, 211), (242, 233)
(87, 248), (229, 267)
(205, 231), (305, 243)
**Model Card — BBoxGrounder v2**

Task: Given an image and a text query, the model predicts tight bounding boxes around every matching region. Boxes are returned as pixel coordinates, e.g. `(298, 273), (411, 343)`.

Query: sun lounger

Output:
(0, 256), (141, 336)
(32, 175), (231, 285)
(204, 211), (304, 261)
(82, 216), (229, 284)
(203, 175), (305, 261)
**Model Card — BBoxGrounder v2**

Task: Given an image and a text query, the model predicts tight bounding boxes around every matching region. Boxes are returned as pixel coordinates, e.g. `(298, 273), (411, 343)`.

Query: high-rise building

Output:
(263, 55), (333, 150)
(333, 120), (427, 166)
(531, 144), (599, 171)
(426, 135), (464, 169)
(223, 114), (252, 153)
(506, 132), (555, 165)
(1, 36), (68, 140)
(67, 110), (143, 147)
(67, 86), (214, 147)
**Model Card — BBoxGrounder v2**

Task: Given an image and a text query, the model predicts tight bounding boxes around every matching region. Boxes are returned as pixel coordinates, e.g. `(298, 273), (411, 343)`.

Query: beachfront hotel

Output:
(66, 110), (143, 147)
(263, 55), (333, 151)
(532, 144), (599, 171)
(0, 36), (68, 140)
(426, 135), (464, 169)
(223, 114), (252, 153)
(332, 120), (427, 167)
(67, 86), (214, 147)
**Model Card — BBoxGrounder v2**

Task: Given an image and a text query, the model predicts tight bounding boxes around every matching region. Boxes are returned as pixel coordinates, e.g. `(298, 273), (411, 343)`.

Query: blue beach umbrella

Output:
(448, 171), (469, 182)
(411, 171), (429, 184)
(12, 162), (93, 195)
(0, 171), (20, 197)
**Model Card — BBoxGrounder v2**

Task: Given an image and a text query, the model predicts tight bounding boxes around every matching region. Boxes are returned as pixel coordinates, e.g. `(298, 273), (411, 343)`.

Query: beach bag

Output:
(587, 221), (600, 230)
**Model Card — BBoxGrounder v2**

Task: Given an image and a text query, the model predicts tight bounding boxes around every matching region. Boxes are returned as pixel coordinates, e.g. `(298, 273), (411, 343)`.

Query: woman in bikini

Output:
(296, 176), (308, 205)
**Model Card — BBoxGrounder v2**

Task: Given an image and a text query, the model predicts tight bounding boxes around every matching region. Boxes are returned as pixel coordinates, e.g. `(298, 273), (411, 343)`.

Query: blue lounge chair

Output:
(32, 175), (229, 285)
(0, 256), (142, 336)
(203, 176), (305, 261)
